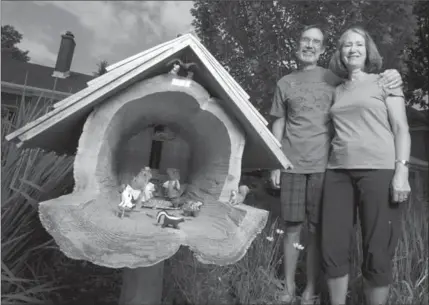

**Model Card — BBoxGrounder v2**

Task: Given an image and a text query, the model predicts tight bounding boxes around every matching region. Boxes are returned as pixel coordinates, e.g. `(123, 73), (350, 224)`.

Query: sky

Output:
(1, 1), (195, 75)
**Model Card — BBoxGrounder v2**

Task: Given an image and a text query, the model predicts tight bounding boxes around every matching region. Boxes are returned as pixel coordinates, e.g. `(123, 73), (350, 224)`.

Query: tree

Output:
(403, 0), (428, 109)
(93, 60), (109, 77)
(191, 0), (418, 118)
(1, 25), (30, 62)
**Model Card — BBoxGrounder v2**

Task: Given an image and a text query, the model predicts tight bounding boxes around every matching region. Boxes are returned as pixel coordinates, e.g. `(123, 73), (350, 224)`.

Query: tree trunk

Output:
(119, 262), (164, 305)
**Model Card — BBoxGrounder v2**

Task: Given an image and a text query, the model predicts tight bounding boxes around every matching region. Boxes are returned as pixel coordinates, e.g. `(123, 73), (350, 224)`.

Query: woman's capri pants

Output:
(321, 168), (403, 287)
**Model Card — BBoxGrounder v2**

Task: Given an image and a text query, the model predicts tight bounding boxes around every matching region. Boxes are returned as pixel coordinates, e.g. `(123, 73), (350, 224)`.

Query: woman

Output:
(321, 26), (411, 305)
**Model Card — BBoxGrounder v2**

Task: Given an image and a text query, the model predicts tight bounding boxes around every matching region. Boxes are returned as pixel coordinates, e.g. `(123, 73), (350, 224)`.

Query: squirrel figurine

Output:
(156, 210), (185, 229)
(162, 168), (185, 200)
(166, 58), (198, 79)
(228, 185), (250, 206)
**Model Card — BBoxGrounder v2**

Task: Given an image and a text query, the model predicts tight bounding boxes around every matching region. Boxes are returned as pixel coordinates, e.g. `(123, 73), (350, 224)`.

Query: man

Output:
(269, 25), (402, 304)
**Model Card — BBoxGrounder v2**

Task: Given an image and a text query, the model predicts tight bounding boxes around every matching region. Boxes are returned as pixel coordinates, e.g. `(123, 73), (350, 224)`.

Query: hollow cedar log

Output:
(36, 74), (269, 303)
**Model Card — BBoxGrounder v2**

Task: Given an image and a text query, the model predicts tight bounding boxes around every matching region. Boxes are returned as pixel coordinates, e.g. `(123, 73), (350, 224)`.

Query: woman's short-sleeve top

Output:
(327, 73), (404, 170)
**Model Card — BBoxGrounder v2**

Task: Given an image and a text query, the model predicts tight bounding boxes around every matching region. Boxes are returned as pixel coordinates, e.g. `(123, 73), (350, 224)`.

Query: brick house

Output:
(1, 31), (93, 119)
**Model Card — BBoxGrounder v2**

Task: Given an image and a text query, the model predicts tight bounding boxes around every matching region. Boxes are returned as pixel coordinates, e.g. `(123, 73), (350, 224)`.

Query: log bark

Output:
(119, 262), (164, 305)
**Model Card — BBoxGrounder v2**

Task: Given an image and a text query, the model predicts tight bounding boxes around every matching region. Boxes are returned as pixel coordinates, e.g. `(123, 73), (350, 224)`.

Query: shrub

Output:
(1, 94), (74, 304)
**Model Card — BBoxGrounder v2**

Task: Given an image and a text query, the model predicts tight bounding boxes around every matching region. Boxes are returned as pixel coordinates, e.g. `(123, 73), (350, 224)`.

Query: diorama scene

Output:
(1, 1), (428, 305)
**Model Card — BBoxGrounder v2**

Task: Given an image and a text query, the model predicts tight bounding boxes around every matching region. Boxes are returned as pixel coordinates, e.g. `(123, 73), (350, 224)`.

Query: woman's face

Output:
(341, 31), (367, 71)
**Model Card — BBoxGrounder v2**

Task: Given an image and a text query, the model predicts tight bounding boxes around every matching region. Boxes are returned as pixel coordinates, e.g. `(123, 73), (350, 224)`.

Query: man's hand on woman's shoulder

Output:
(378, 69), (403, 89)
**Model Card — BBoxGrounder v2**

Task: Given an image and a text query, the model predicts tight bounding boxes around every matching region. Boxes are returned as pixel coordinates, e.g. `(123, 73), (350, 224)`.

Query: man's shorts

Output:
(280, 172), (325, 225)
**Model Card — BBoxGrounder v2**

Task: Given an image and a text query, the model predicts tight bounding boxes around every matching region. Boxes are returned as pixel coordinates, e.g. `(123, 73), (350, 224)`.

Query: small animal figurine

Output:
(162, 168), (182, 199)
(131, 167), (153, 201)
(182, 200), (203, 217)
(228, 190), (238, 205)
(228, 185), (250, 206)
(119, 185), (141, 209)
(156, 210), (185, 229)
(169, 63), (181, 75)
(140, 182), (156, 203)
(118, 184), (141, 218)
(166, 58), (199, 73)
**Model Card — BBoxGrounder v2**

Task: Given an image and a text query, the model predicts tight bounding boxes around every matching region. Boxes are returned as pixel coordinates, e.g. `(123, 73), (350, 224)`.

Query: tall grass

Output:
(162, 175), (428, 305)
(163, 216), (285, 305)
(1, 95), (74, 304)
(1, 93), (427, 305)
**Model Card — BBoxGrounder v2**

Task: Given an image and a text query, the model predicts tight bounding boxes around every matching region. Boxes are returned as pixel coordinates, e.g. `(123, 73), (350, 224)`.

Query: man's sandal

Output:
(275, 290), (296, 304)
(300, 295), (320, 305)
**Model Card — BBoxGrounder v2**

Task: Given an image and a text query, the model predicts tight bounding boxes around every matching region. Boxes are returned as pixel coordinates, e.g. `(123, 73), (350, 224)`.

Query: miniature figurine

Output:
(162, 168), (183, 199)
(228, 185), (250, 206)
(166, 58), (199, 74)
(131, 167), (152, 202)
(182, 200), (203, 217)
(156, 210), (185, 229)
(228, 190), (238, 205)
(141, 182), (156, 203)
(169, 63), (181, 75)
(118, 184), (141, 218)
(119, 185), (141, 209)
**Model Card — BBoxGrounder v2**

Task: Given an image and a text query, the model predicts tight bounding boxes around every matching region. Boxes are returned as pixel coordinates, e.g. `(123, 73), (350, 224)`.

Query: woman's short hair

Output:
(329, 26), (383, 78)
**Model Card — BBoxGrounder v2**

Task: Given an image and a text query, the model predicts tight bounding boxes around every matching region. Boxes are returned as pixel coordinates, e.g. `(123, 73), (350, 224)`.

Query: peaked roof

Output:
(5, 33), (289, 170)
(1, 55), (93, 94)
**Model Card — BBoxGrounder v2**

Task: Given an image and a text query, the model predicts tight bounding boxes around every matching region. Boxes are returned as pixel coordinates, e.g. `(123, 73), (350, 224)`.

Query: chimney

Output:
(52, 31), (76, 79)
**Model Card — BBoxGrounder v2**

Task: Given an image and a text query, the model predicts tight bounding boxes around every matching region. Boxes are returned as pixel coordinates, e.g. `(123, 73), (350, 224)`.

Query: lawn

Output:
(2, 98), (428, 305)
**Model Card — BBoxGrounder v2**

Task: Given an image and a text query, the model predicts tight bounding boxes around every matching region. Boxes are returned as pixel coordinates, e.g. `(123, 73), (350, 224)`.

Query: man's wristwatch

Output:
(395, 159), (410, 167)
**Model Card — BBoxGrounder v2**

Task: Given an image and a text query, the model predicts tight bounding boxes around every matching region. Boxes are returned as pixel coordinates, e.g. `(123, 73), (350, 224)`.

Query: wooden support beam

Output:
(119, 262), (164, 305)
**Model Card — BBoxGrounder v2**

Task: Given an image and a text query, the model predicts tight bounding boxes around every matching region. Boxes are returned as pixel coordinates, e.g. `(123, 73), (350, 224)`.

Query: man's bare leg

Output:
(301, 226), (319, 303)
(327, 274), (349, 305)
(281, 223), (303, 302)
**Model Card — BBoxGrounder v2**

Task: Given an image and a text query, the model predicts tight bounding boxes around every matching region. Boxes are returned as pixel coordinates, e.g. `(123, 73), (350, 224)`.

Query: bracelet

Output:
(395, 159), (410, 167)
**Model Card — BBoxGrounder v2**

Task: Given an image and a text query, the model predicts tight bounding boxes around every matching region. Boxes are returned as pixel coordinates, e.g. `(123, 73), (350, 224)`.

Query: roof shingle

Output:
(1, 56), (94, 94)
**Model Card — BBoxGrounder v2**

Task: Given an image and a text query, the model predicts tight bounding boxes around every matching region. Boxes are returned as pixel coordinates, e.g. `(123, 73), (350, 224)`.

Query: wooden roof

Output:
(5, 33), (289, 170)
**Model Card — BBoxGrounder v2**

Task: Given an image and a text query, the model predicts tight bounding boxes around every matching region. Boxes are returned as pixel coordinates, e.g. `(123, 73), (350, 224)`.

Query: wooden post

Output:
(119, 262), (164, 305)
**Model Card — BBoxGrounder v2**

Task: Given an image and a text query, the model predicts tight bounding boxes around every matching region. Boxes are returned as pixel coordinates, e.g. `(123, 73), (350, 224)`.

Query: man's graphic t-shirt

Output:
(270, 66), (341, 173)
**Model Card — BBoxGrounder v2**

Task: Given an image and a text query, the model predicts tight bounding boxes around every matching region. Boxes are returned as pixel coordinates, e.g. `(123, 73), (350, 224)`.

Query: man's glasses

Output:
(300, 37), (322, 48)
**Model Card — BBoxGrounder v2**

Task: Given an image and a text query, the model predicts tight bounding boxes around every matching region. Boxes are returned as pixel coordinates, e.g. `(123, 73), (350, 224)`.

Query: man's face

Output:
(296, 28), (325, 65)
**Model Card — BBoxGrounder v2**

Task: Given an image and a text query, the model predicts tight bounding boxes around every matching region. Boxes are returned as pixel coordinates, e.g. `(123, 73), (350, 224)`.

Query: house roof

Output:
(1, 55), (93, 94)
(5, 33), (289, 170)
